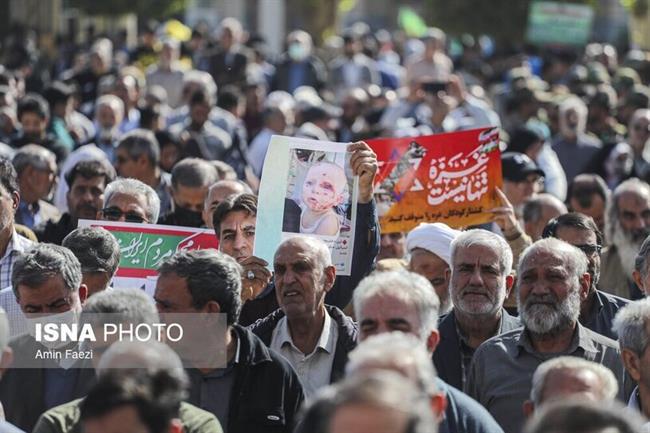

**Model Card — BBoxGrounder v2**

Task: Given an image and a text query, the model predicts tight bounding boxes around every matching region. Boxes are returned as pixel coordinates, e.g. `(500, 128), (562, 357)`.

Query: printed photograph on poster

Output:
(254, 135), (359, 275)
(282, 148), (352, 238)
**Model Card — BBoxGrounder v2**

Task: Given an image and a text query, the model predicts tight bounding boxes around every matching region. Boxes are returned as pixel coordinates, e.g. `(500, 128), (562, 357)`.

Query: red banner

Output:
(368, 127), (502, 233)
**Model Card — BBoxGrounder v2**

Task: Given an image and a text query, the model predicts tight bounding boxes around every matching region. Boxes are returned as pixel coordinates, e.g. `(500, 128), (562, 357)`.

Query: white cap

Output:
(406, 222), (462, 265)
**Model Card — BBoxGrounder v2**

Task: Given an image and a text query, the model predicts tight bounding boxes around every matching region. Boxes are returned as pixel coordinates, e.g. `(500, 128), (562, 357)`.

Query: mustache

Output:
(524, 293), (559, 307)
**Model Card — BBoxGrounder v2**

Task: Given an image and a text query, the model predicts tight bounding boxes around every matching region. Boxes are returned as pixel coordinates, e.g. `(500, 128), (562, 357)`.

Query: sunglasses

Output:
(101, 207), (147, 223)
(574, 244), (602, 256)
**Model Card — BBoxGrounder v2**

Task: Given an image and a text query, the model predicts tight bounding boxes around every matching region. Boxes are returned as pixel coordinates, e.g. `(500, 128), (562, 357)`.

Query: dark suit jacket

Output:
(205, 48), (249, 89)
(0, 335), (95, 432)
(433, 310), (521, 390)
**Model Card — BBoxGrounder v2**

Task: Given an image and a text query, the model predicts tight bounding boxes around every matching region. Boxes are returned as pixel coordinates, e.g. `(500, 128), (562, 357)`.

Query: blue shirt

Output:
(287, 62), (307, 94)
(43, 368), (80, 410)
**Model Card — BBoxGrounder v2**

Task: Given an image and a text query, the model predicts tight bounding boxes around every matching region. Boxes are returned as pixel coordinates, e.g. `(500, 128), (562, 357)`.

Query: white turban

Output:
(406, 222), (462, 265)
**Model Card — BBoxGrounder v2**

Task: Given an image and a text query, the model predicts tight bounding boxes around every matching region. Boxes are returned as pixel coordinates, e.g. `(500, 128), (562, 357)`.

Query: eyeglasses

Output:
(101, 207), (147, 223)
(574, 244), (602, 256)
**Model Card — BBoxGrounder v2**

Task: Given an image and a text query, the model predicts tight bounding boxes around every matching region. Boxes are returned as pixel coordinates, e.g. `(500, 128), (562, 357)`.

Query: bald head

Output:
(203, 180), (253, 228)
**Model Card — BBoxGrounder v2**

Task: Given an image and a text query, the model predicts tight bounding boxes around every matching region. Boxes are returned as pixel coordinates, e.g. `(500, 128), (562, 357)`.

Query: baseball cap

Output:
(501, 152), (545, 182)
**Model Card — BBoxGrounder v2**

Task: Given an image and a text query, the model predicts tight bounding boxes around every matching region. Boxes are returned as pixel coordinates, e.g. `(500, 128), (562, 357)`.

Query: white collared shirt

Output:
(0, 231), (35, 336)
(270, 310), (338, 399)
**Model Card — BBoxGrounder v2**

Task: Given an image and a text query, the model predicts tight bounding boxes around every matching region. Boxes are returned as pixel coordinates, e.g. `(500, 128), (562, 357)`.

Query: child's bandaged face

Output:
(302, 163), (347, 212)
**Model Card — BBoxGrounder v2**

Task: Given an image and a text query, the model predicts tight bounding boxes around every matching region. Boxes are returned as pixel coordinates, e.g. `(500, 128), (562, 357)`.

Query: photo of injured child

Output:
(282, 149), (352, 237)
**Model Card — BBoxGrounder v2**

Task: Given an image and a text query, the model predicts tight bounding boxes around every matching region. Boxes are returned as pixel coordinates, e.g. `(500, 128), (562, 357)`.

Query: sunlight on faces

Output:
(301, 162), (347, 212)
(409, 249), (450, 312)
(450, 244), (507, 317)
(539, 368), (605, 405)
(273, 238), (333, 320)
(358, 293), (424, 341)
(17, 275), (83, 315)
(203, 183), (247, 229)
(67, 176), (107, 220)
(217, 210), (256, 261)
(101, 192), (149, 223)
(19, 111), (47, 139)
(517, 250), (583, 335)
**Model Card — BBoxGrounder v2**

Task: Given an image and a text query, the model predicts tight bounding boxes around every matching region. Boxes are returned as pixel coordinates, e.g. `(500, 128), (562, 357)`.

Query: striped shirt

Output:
(0, 231), (35, 336)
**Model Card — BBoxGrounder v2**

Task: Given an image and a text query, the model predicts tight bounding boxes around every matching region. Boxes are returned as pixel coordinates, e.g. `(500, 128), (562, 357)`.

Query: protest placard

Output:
(367, 127), (502, 233)
(254, 135), (359, 275)
(78, 219), (219, 290)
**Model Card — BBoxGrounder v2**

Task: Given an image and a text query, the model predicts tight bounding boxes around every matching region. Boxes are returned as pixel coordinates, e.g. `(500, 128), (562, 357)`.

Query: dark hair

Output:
(189, 89), (210, 107)
(118, 129), (160, 167)
(17, 93), (50, 120)
(171, 157), (218, 189)
(542, 212), (604, 247)
(212, 193), (257, 237)
(506, 126), (543, 154)
(566, 174), (609, 210)
(43, 81), (73, 110)
(62, 227), (121, 276)
(155, 131), (179, 149)
(0, 158), (19, 196)
(65, 159), (116, 188)
(80, 370), (186, 433)
(157, 249), (242, 326)
(217, 85), (243, 112)
(138, 105), (162, 131)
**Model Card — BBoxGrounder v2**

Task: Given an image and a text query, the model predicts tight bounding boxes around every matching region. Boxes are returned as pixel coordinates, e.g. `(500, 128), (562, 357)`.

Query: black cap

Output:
(501, 152), (545, 182)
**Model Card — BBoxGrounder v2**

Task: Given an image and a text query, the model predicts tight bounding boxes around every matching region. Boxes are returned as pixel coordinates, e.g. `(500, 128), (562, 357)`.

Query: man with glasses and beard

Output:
(466, 238), (626, 433)
(542, 213), (628, 339)
(600, 178), (650, 300)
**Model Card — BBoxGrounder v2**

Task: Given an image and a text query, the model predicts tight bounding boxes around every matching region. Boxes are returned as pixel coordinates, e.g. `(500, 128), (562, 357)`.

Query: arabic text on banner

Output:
(77, 220), (219, 290)
(367, 127), (502, 233)
(254, 135), (358, 276)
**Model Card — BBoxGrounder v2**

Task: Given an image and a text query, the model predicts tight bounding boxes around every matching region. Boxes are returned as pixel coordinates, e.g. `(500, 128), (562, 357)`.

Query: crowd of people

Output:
(0, 13), (649, 433)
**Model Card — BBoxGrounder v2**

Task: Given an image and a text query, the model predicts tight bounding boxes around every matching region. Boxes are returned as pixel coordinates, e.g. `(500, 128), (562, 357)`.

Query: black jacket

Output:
(34, 213), (76, 245)
(226, 325), (304, 433)
(248, 305), (358, 384)
(271, 54), (327, 93)
(238, 201), (379, 326)
(433, 309), (521, 390)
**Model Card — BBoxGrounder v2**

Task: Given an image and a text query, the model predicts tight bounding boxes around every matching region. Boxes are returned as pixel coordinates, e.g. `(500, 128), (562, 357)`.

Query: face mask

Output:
(27, 309), (80, 350)
(288, 43), (308, 62)
(174, 205), (204, 228)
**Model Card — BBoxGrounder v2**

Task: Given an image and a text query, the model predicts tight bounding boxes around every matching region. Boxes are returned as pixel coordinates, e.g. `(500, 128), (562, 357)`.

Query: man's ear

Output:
(621, 348), (642, 382)
(203, 300), (222, 314)
(633, 270), (644, 294)
(323, 265), (336, 293)
(579, 273), (591, 301)
(522, 400), (535, 419)
(505, 274), (515, 298)
(444, 268), (451, 282)
(430, 392), (447, 421)
(427, 330), (440, 353)
(10, 191), (19, 210)
(78, 284), (89, 304)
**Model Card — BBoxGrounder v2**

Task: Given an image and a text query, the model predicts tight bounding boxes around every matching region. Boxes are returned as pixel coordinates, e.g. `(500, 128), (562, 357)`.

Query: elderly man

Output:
(158, 157), (218, 227)
(633, 235), (650, 296)
(542, 213), (628, 339)
(99, 178), (160, 224)
(613, 298), (650, 420)
(298, 372), (436, 433)
(0, 244), (94, 431)
(406, 222), (461, 315)
(523, 194), (568, 241)
(154, 249), (304, 433)
(466, 238), (625, 433)
(62, 227), (120, 297)
(202, 180), (251, 229)
(212, 141), (379, 325)
(35, 159), (116, 245)
(12, 145), (59, 229)
(435, 229), (520, 390)
(600, 178), (650, 299)
(114, 129), (172, 216)
(354, 270), (504, 433)
(523, 356), (619, 417)
(249, 237), (357, 398)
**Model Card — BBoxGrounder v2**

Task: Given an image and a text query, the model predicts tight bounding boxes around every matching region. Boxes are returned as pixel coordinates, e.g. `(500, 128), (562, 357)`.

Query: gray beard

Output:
(612, 224), (644, 279)
(518, 287), (581, 336)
